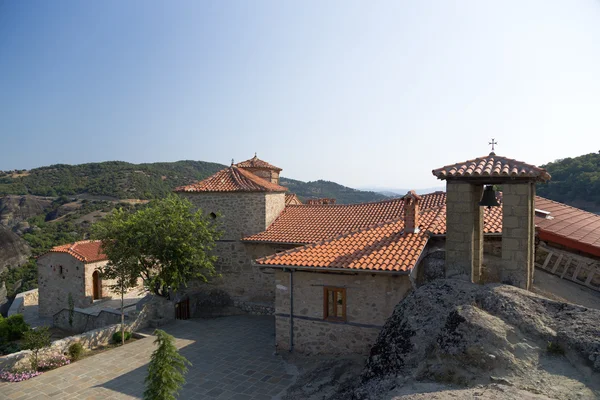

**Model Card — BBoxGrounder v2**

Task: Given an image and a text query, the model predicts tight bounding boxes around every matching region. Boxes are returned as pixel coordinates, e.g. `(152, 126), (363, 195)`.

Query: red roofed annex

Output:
(172, 153), (600, 355)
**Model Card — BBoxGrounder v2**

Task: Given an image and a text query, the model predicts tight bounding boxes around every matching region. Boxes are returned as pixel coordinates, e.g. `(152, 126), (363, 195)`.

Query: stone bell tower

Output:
(432, 150), (551, 289)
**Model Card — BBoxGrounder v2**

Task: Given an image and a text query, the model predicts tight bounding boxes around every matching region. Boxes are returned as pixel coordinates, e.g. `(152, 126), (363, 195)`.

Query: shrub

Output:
(0, 369), (42, 382)
(144, 329), (191, 400)
(0, 342), (21, 356)
(38, 354), (70, 371)
(22, 326), (52, 371)
(68, 342), (84, 361)
(112, 330), (132, 344)
(547, 341), (565, 355)
(0, 314), (30, 342)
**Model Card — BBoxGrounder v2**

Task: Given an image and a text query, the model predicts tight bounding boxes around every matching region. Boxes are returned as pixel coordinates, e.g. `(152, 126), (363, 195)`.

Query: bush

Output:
(112, 330), (132, 344)
(22, 326), (52, 371)
(0, 314), (30, 342)
(68, 342), (85, 361)
(0, 342), (21, 356)
(547, 341), (565, 355)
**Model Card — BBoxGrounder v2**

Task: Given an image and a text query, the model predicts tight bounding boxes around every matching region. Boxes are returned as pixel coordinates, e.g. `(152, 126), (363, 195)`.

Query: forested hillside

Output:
(537, 152), (600, 212)
(0, 160), (387, 204)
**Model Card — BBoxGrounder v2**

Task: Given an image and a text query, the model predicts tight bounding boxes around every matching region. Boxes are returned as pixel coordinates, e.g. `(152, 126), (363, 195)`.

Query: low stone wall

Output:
(275, 315), (380, 355)
(0, 323), (145, 371)
(233, 300), (274, 315)
(53, 307), (122, 334)
(7, 288), (38, 317)
(0, 295), (175, 371)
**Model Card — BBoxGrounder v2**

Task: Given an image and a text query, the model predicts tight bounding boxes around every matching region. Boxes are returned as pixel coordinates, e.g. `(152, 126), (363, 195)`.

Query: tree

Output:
(22, 326), (51, 371)
(92, 194), (221, 298)
(144, 329), (191, 400)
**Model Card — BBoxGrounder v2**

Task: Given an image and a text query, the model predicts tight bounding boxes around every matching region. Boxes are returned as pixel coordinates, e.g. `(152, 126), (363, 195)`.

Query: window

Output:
(323, 287), (346, 321)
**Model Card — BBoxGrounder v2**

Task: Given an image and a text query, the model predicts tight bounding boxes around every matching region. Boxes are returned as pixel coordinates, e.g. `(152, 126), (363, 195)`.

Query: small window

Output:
(59, 266), (63, 275)
(323, 287), (346, 321)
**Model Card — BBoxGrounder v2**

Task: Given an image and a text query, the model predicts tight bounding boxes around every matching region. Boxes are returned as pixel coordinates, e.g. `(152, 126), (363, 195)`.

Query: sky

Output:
(1, 1), (599, 190)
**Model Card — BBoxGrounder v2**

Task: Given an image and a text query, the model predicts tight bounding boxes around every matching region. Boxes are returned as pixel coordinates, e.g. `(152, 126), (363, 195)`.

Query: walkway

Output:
(0, 316), (301, 399)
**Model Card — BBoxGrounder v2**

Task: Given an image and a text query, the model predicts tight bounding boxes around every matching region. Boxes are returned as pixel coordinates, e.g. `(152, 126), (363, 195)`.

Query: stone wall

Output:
(445, 181), (483, 282)
(181, 191), (285, 240)
(501, 182), (535, 289)
(37, 253), (87, 317)
(7, 288), (38, 316)
(274, 269), (412, 354)
(180, 191), (287, 308)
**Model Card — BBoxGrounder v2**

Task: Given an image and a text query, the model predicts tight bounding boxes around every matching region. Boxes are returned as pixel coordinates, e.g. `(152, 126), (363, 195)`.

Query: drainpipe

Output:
(289, 268), (294, 352)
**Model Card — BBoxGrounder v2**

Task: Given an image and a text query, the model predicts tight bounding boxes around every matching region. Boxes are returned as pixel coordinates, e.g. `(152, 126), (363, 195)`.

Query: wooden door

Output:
(92, 271), (101, 300)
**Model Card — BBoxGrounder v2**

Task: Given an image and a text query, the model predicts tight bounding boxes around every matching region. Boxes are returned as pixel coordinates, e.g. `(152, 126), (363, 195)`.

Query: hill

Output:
(0, 160), (387, 204)
(537, 152), (600, 213)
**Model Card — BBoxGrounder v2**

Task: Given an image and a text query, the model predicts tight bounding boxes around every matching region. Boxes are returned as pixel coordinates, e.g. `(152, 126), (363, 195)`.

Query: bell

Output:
(479, 185), (500, 208)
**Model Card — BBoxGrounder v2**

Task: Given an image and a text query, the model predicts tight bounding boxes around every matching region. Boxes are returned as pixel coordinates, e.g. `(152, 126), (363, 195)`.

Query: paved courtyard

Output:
(0, 316), (302, 400)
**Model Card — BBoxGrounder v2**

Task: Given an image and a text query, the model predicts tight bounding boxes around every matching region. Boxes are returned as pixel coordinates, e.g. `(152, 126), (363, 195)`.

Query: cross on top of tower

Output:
(489, 138), (498, 154)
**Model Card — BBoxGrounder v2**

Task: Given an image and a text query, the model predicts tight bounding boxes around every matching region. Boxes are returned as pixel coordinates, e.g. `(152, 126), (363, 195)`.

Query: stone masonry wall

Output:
(181, 191), (287, 307)
(274, 270), (412, 354)
(37, 253), (87, 317)
(445, 181), (483, 282)
(501, 182), (535, 289)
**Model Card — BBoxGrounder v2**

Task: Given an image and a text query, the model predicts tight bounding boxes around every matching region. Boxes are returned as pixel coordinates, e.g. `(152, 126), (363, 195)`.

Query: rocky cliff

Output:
(0, 226), (31, 273)
(0, 195), (52, 229)
(347, 279), (600, 399)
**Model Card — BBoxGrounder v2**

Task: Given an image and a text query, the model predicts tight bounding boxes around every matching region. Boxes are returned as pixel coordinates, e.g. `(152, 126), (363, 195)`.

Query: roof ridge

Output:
(284, 191), (444, 209)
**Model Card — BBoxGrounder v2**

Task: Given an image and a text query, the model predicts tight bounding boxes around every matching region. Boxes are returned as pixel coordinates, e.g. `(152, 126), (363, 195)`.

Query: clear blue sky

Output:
(1, 1), (599, 189)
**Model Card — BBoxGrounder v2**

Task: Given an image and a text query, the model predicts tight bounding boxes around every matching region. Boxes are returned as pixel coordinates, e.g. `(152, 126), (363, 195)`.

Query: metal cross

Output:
(489, 138), (498, 152)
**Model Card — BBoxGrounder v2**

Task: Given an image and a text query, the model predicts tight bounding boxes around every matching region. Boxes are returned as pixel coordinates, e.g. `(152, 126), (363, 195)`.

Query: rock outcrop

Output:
(0, 225), (31, 273)
(0, 195), (52, 229)
(339, 279), (600, 400)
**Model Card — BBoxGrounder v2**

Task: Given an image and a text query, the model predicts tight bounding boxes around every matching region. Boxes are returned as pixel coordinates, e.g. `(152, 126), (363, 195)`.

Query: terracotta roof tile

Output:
(432, 153), (551, 182)
(235, 155), (282, 171)
(174, 166), (287, 193)
(42, 240), (107, 263)
(257, 207), (445, 272)
(535, 197), (600, 256)
(244, 192), (447, 244)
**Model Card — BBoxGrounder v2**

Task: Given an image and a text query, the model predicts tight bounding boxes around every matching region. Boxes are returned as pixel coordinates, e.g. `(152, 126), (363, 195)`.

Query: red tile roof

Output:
(174, 166), (287, 193)
(244, 192), (447, 244)
(235, 155), (282, 171)
(432, 153), (551, 182)
(43, 240), (107, 263)
(535, 197), (600, 257)
(257, 207), (446, 272)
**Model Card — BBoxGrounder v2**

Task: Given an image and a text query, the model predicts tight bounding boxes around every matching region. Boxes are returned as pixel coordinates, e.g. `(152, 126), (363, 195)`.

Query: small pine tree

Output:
(144, 329), (191, 400)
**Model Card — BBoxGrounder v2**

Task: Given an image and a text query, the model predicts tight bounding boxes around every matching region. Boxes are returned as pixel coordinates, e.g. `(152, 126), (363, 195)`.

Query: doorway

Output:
(92, 271), (102, 300)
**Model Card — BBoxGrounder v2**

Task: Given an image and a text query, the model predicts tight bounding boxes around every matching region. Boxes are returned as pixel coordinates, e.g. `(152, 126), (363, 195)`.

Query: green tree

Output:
(22, 326), (51, 371)
(93, 194), (221, 299)
(144, 329), (191, 400)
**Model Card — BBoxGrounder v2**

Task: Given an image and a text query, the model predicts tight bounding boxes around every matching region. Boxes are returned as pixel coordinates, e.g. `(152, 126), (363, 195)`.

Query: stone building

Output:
(176, 153), (599, 354)
(37, 240), (141, 317)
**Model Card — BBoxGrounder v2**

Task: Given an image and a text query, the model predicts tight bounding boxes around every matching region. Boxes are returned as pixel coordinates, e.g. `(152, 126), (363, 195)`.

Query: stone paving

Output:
(0, 316), (302, 400)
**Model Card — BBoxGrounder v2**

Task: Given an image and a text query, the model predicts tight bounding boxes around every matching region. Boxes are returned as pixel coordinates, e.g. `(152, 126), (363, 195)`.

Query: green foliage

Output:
(547, 341), (565, 355)
(67, 342), (84, 361)
(22, 326), (51, 371)
(0, 314), (30, 342)
(280, 178), (388, 204)
(68, 293), (75, 327)
(0, 342), (21, 356)
(112, 330), (132, 344)
(144, 329), (191, 400)
(0, 161), (225, 199)
(537, 152), (600, 212)
(93, 195), (221, 297)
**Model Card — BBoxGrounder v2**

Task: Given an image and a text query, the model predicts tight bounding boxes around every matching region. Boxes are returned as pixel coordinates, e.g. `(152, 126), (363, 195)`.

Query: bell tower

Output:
(432, 149), (551, 289)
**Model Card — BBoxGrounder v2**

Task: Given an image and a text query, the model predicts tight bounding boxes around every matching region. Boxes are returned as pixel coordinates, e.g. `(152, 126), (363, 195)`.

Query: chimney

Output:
(403, 190), (421, 235)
